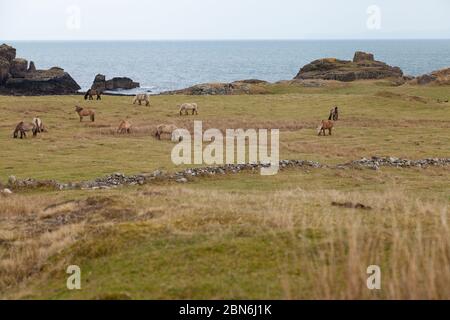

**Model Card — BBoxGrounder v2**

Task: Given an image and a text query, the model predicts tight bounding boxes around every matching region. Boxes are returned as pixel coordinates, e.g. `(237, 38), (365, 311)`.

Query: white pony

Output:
(133, 94), (150, 106)
(178, 103), (198, 116)
(32, 116), (45, 133)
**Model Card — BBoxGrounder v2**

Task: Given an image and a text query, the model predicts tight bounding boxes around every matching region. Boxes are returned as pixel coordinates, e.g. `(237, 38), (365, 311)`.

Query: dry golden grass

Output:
(1, 168), (449, 299)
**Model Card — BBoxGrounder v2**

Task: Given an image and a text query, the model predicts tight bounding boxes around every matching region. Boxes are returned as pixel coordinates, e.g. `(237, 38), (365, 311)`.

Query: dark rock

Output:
(10, 58), (28, 78)
(0, 44), (81, 95)
(91, 74), (139, 91)
(0, 44), (16, 63)
(294, 52), (403, 82)
(28, 61), (36, 73)
(3, 67), (81, 95)
(0, 57), (10, 85)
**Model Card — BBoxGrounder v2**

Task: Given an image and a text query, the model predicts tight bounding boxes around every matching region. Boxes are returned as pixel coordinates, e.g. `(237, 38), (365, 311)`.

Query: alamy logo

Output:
(366, 5), (381, 30)
(366, 265), (381, 290)
(66, 265), (81, 290)
(66, 5), (81, 31)
(171, 121), (280, 175)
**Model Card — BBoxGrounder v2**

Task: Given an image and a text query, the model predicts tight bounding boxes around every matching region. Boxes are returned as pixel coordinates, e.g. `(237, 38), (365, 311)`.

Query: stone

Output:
(2, 188), (13, 194)
(176, 178), (188, 183)
(353, 51), (374, 63)
(0, 44), (81, 95)
(0, 57), (10, 85)
(91, 74), (139, 91)
(28, 61), (36, 73)
(413, 68), (450, 86)
(161, 80), (269, 95)
(4, 67), (81, 95)
(0, 44), (16, 63)
(10, 58), (28, 78)
(8, 175), (17, 185)
(294, 52), (403, 82)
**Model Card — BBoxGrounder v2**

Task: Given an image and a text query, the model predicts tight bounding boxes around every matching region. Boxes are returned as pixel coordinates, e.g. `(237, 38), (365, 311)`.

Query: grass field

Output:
(0, 80), (449, 299)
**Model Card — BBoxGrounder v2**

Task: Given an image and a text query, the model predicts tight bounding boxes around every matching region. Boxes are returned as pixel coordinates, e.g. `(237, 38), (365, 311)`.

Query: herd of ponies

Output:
(12, 93), (199, 140)
(12, 93), (339, 139)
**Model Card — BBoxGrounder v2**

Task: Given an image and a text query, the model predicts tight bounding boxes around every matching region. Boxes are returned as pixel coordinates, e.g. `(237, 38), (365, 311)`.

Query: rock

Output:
(91, 74), (139, 91)
(176, 178), (188, 183)
(353, 51), (374, 63)
(91, 74), (106, 91)
(8, 175), (17, 185)
(2, 188), (13, 194)
(0, 57), (10, 85)
(294, 52), (403, 82)
(0, 44), (81, 95)
(0, 44), (16, 63)
(412, 68), (450, 86)
(162, 80), (269, 95)
(10, 58), (28, 78)
(27, 61), (36, 73)
(3, 67), (81, 95)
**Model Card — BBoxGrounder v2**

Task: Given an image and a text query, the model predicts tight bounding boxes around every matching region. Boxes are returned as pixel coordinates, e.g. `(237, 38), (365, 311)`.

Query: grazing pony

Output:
(317, 120), (334, 136)
(155, 124), (179, 141)
(32, 116), (45, 133)
(75, 105), (95, 122)
(84, 89), (102, 100)
(117, 120), (132, 134)
(178, 103), (198, 116)
(328, 106), (339, 121)
(133, 94), (150, 106)
(13, 121), (38, 139)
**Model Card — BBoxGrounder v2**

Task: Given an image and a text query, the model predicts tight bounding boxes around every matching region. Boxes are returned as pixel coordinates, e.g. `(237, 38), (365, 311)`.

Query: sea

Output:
(7, 40), (450, 94)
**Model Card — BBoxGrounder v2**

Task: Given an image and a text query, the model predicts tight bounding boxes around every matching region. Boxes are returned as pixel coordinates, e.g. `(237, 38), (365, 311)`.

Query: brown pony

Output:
(155, 124), (178, 140)
(75, 105), (95, 122)
(13, 121), (38, 139)
(117, 120), (132, 134)
(317, 120), (334, 136)
(84, 89), (102, 100)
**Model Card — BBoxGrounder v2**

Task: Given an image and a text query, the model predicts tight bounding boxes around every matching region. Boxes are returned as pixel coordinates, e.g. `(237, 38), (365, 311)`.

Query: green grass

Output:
(1, 80), (449, 300)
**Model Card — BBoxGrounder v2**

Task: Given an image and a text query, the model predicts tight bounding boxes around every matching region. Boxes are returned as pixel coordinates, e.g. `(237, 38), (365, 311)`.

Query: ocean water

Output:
(7, 40), (450, 94)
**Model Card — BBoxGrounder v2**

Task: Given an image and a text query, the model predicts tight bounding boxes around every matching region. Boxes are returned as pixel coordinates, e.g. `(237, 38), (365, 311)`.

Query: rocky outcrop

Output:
(412, 68), (450, 85)
(91, 74), (140, 91)
(294, 51), (403, 82)
(162, 80), (269, 95)
(0, 44), (16, 63)
(0, 43), (80, 95)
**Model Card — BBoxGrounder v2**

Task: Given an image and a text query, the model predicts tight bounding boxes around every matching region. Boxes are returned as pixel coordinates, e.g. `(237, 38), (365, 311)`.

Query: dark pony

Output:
(84, 89), (102, 100)
(328, 106), (339, 121)
(13, 121), (38, 139)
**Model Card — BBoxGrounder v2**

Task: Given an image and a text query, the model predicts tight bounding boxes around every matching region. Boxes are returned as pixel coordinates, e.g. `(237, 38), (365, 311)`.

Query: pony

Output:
(13, 121), (38, 139)
(75, 105), (95, 122)
(317, 120), (334, 136)
(117, 120), (132, 134)
(328, 106), (339, 121)
(84, 89), (102, 100)
(178, 103), (198, 116)
(133, 94), (150, 106)
(32, 116), (45, 133)
(155, 124), (179, 141)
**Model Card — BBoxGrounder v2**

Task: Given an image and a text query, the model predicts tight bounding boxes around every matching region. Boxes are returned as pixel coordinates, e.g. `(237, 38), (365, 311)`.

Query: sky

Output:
(1, 0), (450, 40)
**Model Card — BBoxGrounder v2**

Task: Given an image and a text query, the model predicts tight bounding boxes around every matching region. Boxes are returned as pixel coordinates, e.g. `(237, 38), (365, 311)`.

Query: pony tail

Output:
(84, 90), (90, 100)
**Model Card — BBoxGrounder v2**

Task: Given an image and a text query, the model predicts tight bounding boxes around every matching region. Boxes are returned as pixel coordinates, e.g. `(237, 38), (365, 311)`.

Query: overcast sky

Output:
(1, 0), (450, 40)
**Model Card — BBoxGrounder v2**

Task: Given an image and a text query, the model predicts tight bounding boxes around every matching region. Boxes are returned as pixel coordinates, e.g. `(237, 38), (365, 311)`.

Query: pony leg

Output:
(329, 128), (332, 136)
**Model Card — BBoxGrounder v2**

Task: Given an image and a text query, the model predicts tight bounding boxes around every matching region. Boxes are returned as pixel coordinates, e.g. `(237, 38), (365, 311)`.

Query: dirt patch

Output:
(331, 201), (372, 210)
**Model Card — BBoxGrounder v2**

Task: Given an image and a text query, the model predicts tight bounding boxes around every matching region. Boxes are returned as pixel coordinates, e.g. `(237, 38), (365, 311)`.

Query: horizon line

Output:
(2, 38), (450, 42)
